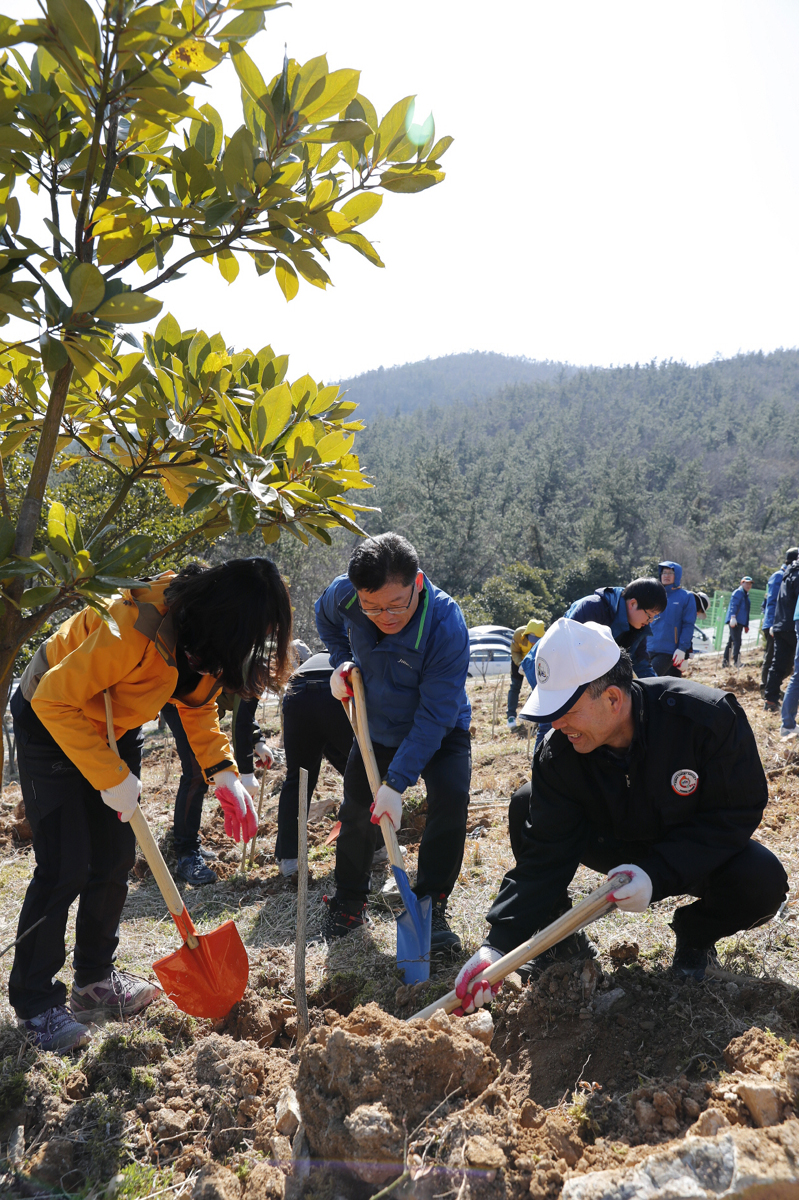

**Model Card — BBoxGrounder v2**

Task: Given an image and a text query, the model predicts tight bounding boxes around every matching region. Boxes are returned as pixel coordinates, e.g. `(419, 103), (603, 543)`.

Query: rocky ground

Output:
(0, 650), (798, 1198)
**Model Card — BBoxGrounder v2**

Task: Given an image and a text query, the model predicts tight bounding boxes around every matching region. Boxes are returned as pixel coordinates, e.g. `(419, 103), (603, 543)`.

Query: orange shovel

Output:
(105, 694), (248, 1019)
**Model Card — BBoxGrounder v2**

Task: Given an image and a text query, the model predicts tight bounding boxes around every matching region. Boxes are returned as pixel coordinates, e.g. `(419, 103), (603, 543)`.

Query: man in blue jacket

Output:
(765, 557), (799, 712)
(723, 577), (753, 668)
(315, 533), (471, 953)
(648, 562), (697, 676)
(761, 549), (799, 694)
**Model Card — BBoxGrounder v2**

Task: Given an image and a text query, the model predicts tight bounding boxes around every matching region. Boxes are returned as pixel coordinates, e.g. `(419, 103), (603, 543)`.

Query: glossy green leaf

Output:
(48, 0), (101, 62)
(93, 292), (164, 324)
(222, 125), (254, 190)
(21, 584), (61, 610)
(190, 104), (223, 162)
(68, 262), (105, 313)
(39, 330), (69, 372)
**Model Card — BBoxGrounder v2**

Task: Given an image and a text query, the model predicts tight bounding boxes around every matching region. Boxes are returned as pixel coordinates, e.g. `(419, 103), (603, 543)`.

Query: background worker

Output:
(765, 557), (799, 712)
(507, 618), (545, 729)
(780, 585), (799, 740)
(762, 549), (799, 695)
(723, 577), (753, 668)
(315, 533), (471, 954)
(647, 561), (696, 676)
(8, 558), (293, 1054)
(522, 577), (666, 745)
(454, 619), (787, 1014)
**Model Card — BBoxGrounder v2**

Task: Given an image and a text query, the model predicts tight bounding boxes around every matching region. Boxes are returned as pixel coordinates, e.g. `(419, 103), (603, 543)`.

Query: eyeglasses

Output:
(643, 609), (662, 623)
(358, 585), (416, 618)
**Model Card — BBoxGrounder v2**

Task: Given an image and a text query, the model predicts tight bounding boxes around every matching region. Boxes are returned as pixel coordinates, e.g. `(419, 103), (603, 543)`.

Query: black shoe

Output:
(764, 700), (780, 713)
(429, 895), (461, 955)
(671, 937), (719, 981)
(175, 851), (217, 885)
(321, 895), (366, 940)
(518, 928), (597, 982)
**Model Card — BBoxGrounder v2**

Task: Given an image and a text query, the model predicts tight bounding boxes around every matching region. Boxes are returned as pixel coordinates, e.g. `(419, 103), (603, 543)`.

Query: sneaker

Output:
(278, 858), (299, 877)
(780, 726), (798, 740)
(764, 700), (780, 713)
(430, 895), (461, 955)
(176, 851), (217, 885)
(671, 938), (720, 981)
(21, 1004), (92, 1054)
(321, 895), (366, 939)
(518, 929), (597, 982)
(507, 717), (518, 730)
(70, 969), (162, 1023)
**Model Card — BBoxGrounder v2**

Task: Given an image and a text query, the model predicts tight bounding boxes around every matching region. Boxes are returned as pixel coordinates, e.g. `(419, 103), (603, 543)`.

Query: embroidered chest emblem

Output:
(671, 769), (699, 795)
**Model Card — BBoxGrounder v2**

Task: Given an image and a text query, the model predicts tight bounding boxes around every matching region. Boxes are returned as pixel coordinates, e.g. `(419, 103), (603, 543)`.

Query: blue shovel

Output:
(345, 668), (432, 985)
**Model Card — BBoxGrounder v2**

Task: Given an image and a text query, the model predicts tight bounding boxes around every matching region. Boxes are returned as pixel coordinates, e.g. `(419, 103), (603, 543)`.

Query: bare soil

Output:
(1, 651), (799, 1198)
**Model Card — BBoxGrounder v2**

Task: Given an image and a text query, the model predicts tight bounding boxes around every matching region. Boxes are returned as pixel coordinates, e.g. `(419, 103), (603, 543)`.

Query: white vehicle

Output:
(467, 641), (513, 679)
(468, 624), (514, 646)
(691, 626), (713, 655)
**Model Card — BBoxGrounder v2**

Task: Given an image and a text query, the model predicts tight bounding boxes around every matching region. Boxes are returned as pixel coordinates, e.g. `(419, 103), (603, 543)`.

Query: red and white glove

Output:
(454, 945), (503, 1015)
(370, 783), (403, 831)
(239, 772), (258, 798)
(608, 864), (652, 912)
(672, 649), (686, 667)
(101, 771), (142, 822)
(253, 740), (273, 768)
(330, 661), (355, 700)
(214, 771), (257, 842)
(729, 616), (738, 628)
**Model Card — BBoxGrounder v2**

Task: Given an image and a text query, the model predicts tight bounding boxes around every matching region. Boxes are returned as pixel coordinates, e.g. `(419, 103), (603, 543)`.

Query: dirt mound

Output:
(214, 988), (298, 1047)
(295, 1002), (499, 1180)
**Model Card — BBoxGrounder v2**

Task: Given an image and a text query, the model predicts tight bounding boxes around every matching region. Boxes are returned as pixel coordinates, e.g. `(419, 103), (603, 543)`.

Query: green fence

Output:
(696, 589), (766, 653)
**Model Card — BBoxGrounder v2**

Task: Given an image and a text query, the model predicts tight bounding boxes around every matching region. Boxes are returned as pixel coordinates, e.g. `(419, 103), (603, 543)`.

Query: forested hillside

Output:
(220, 349), (799, 640)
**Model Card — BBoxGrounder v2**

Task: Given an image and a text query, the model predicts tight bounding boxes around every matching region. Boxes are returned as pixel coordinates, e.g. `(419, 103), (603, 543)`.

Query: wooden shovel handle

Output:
(344, 668), (404, 871)
(410, 872), (631, 1021)
(103, 692), (198, 946)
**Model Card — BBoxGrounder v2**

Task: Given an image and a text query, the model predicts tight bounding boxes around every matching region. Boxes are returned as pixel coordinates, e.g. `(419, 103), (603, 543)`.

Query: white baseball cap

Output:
(519, 618), (621, 722)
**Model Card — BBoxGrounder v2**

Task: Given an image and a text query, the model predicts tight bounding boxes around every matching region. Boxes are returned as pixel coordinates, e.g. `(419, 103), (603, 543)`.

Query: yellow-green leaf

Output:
(337, 230), (384, 267)
(48, 0), (100, 63)
(68, 262), (105, 313)
(375, 96), (415, 161)
(316, 429), (354, 462)
(222, 125), (254, 191)
(216, 249), (239, 283)
(275, 258), (298, 301)
(340, 193), (382, 226)
(301, 68), (360, 121)
(93, 292), (164, 324)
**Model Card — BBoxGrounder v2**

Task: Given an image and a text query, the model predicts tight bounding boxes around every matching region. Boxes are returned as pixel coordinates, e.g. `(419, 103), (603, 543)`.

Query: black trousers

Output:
(508, 783), (787, 948)
(650, 652), (682, 678)
(765, 629), (798, 703)
(723, 624), (743, 666)
(761, 631), (775, 691)
(161, 704), (206, 856)
(9, 693), (142, 1019)
(334, 727), (471, 904)
(274, 680), (353, 861)
(507, 661), (523, 719)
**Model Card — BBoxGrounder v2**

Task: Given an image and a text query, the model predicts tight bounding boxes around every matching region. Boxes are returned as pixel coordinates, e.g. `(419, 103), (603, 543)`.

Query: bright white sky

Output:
(13, 0), (799, 380)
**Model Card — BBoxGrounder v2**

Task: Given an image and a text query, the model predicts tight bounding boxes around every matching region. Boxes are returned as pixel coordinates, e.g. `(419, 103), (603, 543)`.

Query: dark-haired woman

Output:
(8, 558), (292, 1053)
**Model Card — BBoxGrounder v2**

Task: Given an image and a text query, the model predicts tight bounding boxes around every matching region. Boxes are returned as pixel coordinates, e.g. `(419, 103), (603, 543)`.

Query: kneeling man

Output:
(456, 618), (787, 1011)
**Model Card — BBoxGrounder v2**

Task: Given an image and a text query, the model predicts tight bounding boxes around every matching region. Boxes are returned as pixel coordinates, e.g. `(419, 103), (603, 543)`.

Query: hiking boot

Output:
(20, 1004), (92, 1054)
(70, 969), (162, 1023)
(518, 929), (597, 982)
(764, 700), (780, 713)
(430, 895), (461, 956)
(321, 895), (366, 940)
(278, 857), (299, 877)
(671, 938), (720, 981)
(176, 850), (217, 885)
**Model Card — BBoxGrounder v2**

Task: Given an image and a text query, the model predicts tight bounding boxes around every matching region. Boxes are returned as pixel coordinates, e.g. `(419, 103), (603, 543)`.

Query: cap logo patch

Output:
(536, 657), (550, 684)
(671, 769), (699, 796)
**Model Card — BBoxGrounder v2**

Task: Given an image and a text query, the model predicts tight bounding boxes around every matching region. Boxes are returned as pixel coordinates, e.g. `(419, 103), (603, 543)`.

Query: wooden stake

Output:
(247, 767), (268, 870)
(295, 767), (309, 1044)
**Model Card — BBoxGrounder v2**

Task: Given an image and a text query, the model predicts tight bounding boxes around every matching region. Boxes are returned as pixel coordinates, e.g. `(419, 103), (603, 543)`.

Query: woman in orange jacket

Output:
(9, 558), (292, 1053)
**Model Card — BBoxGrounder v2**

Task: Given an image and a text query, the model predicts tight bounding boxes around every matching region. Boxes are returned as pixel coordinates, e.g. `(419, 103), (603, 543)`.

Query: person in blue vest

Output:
(723, 577), (753, 668)
(315, 533), (471, 954)
(647, 562), (697, 677)
(521, 578), (667, 746)
(761, 549), (799, 694)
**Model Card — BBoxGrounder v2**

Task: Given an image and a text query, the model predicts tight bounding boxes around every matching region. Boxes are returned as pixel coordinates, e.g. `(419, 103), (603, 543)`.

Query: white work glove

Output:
(672, 649), (686, 667)
(213, 770), (257, 842)
(253, 740), (273, 768)
(101, 771), (142, 822)
(330, 661), (355, 700)
(370, 783), (403, 831)
(729, 616), (738, 628)
(239, 772), (258, 798)
(608, 864), (653, 913)
(454, 945), (504, 1015)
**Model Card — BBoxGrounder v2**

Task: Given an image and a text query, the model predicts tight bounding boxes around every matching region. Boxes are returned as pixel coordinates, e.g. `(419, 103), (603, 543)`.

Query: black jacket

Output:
(772, 561), (799, 636)
(486, 678), (767, 953)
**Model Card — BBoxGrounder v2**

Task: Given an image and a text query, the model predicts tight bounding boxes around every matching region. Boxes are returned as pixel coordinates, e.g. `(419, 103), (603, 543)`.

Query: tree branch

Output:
(13, 359), (74, 558)
(145, 514), (220, 566)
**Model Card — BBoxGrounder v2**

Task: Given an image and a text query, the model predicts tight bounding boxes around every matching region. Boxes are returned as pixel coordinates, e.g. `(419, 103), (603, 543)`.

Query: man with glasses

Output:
(315, 533), (471, 953)
(647, 561), (697, 677)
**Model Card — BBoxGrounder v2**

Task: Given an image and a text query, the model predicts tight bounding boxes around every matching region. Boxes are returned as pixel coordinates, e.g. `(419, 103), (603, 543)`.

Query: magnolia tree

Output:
(0, 0), (451, 711)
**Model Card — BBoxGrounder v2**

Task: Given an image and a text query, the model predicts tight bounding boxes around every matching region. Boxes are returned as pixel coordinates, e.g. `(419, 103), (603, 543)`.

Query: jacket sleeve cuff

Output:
(204, 759), (236, 784)
(384, 769), (409, 793)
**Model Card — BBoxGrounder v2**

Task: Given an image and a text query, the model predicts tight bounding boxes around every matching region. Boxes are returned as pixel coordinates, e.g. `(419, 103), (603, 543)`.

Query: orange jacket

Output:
(21, 574), (236, 791)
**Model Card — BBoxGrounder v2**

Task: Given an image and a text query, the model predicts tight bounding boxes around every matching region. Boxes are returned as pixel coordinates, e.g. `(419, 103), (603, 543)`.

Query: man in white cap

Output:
(454, 618), (787, 1013)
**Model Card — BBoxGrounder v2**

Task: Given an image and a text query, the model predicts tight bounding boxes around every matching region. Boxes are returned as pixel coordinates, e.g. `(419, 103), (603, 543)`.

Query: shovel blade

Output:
(391, 865), (431, 984)
(154, 919), (248, 1019)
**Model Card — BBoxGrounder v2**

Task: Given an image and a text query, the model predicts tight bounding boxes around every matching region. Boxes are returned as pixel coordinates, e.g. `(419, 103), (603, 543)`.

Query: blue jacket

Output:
(522, 586), (656, 682)
(648, 561), (696, 655)
(314, 573), (471, 793)
(725, 587), (751, 627)
(763, 567), (786, 631)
